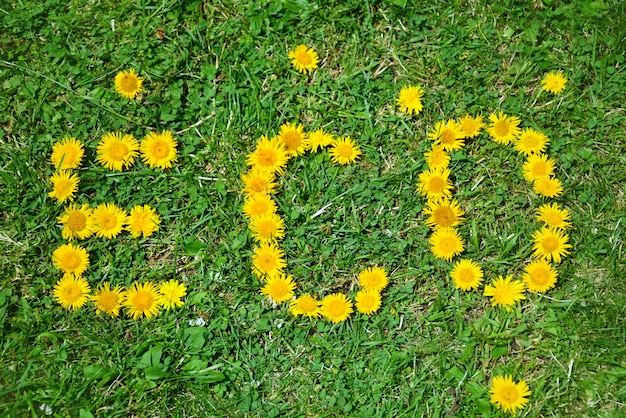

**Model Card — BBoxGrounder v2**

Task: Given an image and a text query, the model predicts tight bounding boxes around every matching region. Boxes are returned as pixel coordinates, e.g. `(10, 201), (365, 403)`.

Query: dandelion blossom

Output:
(320, 293), (353, 323)
(523, 259), (558, 293)
(114, 68), (143, 99)
(92, 203), (127, 239)
(246, 135), (289, 175)
(424, 144), (450, 170)
(533, 176), (563, 198)
(523, 153), (556, 182)
(396, 85), (424, 115)
(260, 274), (296, 304)
(140, 130), (178, 169)
(532, 227), (571, 263)
(358, 266), (389, 292)
(329, 136), (361, 165)
(48, 171), (79, 203)
(52, 243), (89, 275)
(429, 227), (464, 261)
(487, 111), (521, 145)
(306, 129), (334, 152)
(423, 198), (464, 230)
(251, 242), (286, 278)
(51, 136), (84, 170)
(355, 289), (382, 315)
(278, 122), (308, 157)
(58, 203), (95, 240)
(428, 119), (465, 152)
(450, 259), (484, 291)
(97, 132), (139, 171)
(124, 281), (161, 319)
(483, 275), (526, 311)
(249, 212), (285, 243)
(541, 71), (567, 94)
(159, 279), (187, 309)
(490, 375), (531, 414)
(91, 282), (125, 317)
(536, 203), (571, 229)
(457, 114), (485, 138)
(126, 205), (161, 238)
(53, 273), (91, 311)
(241, 167), (277, 196)
(417, 168), (453, 200)
(288, 44), (319, 74)
(289, 294), (321, 318)
(514, 128), (549, 156)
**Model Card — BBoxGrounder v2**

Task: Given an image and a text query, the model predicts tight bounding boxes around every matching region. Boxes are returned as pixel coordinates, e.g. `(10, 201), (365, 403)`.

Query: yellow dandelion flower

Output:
(541, 71), (567, 94)
(320, 293), (353, 323)
(396, 85), (424, 115)
(522, 153), (556, 182)
(490, 375), (531, 414)
(52, 243), (89, 276)
(249, 212), (285, 243)
(514, 128), (549, 156)
(355, 289), (382, 315)
(358, 266), (389, 292)
(536, 203), (571, 229)
(126, 205), (161, 238)
(533, 176), (564, 198)
(428, 119), (465, 152)
(429, 227), (464, 261)
(48, 171), (79, 203)
(483, 275), (526, 311)
(50, 136), (84, 170)
(251, 242), (286, 278)
(424, 144), (450, 170)
(114, 68), (143, 99)
(532, 226), (571, 263)
(124, 281), (161, 319)
(260, 274), (296, 304)
(289, 294), (321, 318)
(246, 135), (289, 175)
(92, 203), (127, 239)
(159, 279), (187, 309)
(140, 130), (178, 169)
(53, 273), (91, 311)
(423, 198), (464, 230)
(306, 129), (334, 152)
(288, 44), (319, 74)
(487, 111), (521, 145)
(278, 122), (308, 157)
(450, 259), (484, 291)
(523, 259), (558, 293)
(97, 132), (139, 171)
(91, 282), (125, 317)
(329, 136), (362, 165)
(241, 167), (277, 196)
(243, 193), (278, 220)
(417, 167), (454, 200)
(457, 114), (485, 138)
(58, 203), (95, 240)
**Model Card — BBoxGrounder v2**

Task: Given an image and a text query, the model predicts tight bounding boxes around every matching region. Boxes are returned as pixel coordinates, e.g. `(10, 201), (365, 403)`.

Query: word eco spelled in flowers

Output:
(48, 69), (186, 319)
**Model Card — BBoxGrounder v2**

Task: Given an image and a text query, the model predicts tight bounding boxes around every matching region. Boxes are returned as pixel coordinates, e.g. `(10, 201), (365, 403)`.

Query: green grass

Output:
(1, 0), (625, 416)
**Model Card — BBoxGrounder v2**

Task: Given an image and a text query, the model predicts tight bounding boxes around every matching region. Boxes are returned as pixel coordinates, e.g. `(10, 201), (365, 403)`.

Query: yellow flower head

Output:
(424, 144), (450, 170)
(92, 203), (127, 239)
(457, 114), (485, 139)
(53, 273), (91, 311)
(58, 203), (95, 240)
(541, 71), (567, 94)
(51, 136), (85, 170)
(246, 135), (289, 175)
(249, 212), (285, 243)
(423, 198), (464, 230)
(289, 294), (321, 318)
(536, 203), (571, 229)
(358, 266), (389, 292)
(522, 153), (556, 182)
(306, 129), (334, 152)
(141, 130), (178, 169)
(320, 293), (353, 323)
(450, 259), (484, 291)
(114, 68), (144, 99)
(48, 171), (79, 203)
(483, 275), (526, 311)
(159, 279), (187, 310)
(489, 375), (531, 414)
(52, 243), (90, 276)
(355, 289), (382, 315)
(514, 128), (550, 156)
(396, 85), (424, 115)
(487, 111), (521, 145)
(523, 259), (558, 293)
(260, 274), (296, 304)
(124, 281), (161, 319)
(251, 242), (286, 278)
(243, 193), (277, 220)
(329, 136), (361, 165)
(91, 282), (125, 317)
(533, 176), (563, 198)
(429, 227), (465, 261)
(288, 44), (319, 74)
(531, 226), (571, 263)
(278, 122), (308, 157)
(417, 168), (454, 200)
(428, 119), (465, 152)
(126, 205), (161, 238)
(97, 132), (139, 171)
(241, 167), (277, 196)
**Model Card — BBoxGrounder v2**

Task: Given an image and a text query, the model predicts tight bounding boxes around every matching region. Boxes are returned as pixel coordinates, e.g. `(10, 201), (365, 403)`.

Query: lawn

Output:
(1, 0), (625, 416)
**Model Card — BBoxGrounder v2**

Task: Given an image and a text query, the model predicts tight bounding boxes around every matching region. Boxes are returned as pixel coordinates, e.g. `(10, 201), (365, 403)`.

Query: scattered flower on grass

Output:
(114, 68), (143, 99)
(523, 259), (558, 292)
(306, 129), (334, 152)
(52, 243), (89, 275)
(532, 226), (571, 263)
(141, 130), (178, 169)
(487, 111), (521, 145)
(489, 375), (531, 414)
(424, 144), (450, 170)
(58, 203), (94, 240)
(251, 242), (286, 278)
(48, 171), (79, 203)
(288, 44), (319, 74)
(355, 289), (382, 315)
(450, 259), (484, 291)
(261, 274), (296, 304)
(241, 167), (277, 196)
(417, 167), (453, 200)
(320, 293), (353, 323)
(329, 136), (361, 165)
(243, 193), (277, 219)
(246, 135), (289, 175)
(277, 122), (308, 157)
(522, 153), (556, 182)
(53, 273), (91, 310)
(249, 212), (285, 243)
(396, 85), (424, 115)
(429, 227), (465, 261)
(457, 114), (485, 138)
(358, 266), (389, 292)
(124, 281), (161, 319)
(289, 294), (321, 318)
(50, 136), (84, 170)
(159, 279), (187, 309)
(483, 275), (526, 311)
(126, 205), (161, 238)
(92, 203), (127, 239)
(541, 71), (567, 94)
(91, 282), (125, 317)
(536, 203), (571, 229)
(514, 128), (549, 156)
(423, 198), (464, 230)
(428, 119), (465, 151)
(533, 176), (564, 198)
(97, 132), (139, 171)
